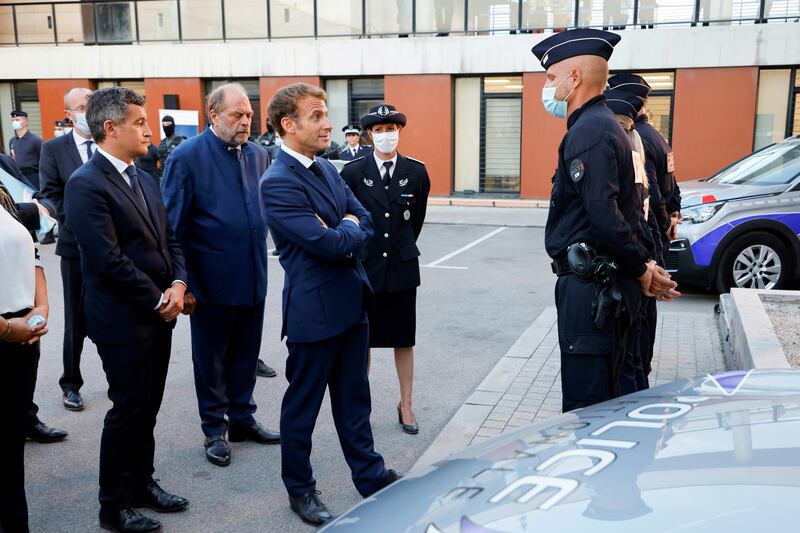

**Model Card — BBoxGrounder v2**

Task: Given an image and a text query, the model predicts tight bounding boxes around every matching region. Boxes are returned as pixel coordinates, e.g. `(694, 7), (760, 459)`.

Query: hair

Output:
(63, 87), (93, 109)
(267, 83), (327, 137)
(86, 87), (145, 143)
(206, 82), (248, 116)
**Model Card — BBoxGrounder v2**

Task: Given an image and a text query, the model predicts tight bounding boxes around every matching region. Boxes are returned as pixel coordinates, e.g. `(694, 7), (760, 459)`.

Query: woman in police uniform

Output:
(340, 104), (430, 435)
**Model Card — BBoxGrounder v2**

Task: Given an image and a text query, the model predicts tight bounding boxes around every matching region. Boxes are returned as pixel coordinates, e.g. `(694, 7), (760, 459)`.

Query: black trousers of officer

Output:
(556, 275), (637, 412)
(0, 310), (37, 533)
(96, 326), (172, 511)
(58, 257), (86, 393)
(189, 301), (263, 437)
(281, 314), (387, 498)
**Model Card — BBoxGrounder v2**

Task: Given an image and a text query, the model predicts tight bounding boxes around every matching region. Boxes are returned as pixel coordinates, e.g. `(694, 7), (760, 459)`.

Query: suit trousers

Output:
(190, 301), (263, 437)
(0, 312), (38, 533)
(58, 257), (86, 393)
(96, 326), (172, 511)
(281, 315), (387, 498)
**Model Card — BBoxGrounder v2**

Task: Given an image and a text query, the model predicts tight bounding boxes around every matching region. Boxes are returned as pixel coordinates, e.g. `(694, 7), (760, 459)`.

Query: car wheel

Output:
(715, 232), (792, 293)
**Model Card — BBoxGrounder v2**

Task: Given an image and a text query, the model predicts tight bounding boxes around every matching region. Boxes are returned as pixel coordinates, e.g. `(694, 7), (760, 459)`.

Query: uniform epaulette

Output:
(344, 156), (365, 165)
(405, 156), (426, 166)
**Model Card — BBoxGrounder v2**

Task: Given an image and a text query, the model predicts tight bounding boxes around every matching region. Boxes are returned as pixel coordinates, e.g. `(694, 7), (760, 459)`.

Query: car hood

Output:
(323, 370), (800, 533)
(680, 180), (786, 208)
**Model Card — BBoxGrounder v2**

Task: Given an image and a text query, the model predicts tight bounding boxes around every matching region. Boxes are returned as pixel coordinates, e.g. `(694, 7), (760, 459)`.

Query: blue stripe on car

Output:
(690, 213), (800, 266)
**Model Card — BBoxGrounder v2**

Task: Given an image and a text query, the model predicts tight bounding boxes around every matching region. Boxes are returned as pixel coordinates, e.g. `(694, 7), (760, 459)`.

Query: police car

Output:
(321, 369), (800, 532)
(666, 136), (800, 292)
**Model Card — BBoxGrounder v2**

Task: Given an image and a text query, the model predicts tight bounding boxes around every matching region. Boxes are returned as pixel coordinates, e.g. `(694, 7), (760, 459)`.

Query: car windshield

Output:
(707, 141), (800, 186)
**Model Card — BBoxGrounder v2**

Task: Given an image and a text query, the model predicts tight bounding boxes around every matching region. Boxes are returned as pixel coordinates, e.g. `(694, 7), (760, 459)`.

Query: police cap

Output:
(342, 124), (361, 135)
(361, 104), (407, 130)
(607, 73), (652, 98)
(11, 110), (28, 118)
(531, 28), (621, 70)
(605, 88), (644, 120)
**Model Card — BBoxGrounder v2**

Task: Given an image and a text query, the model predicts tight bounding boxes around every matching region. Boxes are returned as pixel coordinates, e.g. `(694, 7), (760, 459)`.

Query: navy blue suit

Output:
(64, 151), (187, 511)
(162, 128), (270, 437)
(260, 147), (389, 498)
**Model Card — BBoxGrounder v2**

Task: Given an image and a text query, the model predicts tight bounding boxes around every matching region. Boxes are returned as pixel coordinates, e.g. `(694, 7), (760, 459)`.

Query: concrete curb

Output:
(413, 306), (558, 469)
(726, 288), (791, 369)
(429, 197), (549, 208)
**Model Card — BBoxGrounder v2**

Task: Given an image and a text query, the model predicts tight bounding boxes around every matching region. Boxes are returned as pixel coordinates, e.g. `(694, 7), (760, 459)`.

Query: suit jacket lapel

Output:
(94, 153), (159, 239)
(364, 156), (390, 210)
(277, 150), (339, 216)
(65, 135), (83, 171)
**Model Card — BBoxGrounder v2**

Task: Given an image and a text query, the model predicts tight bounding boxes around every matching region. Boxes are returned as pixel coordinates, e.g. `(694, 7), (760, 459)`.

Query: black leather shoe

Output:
(26, 421), (68, 443)
(133, 479), (189, 513)
(289, 490), (335, 526)
(204, 435), (231, 467)
(397, 405), (419, 435)
(228, 422), (280, 444)
(256, 359), (277, 378)
(99, 507), (161, 532)
(63, 390), (84, 411)
(370, 469), (404, 496)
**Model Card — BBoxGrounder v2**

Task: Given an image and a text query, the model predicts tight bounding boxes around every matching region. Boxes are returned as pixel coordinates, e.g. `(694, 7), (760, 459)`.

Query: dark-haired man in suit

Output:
(64, 87), (189, 533)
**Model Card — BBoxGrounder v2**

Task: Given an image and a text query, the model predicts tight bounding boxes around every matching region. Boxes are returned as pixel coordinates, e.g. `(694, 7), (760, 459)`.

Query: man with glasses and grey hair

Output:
(40, 86), (95, 413)
(65, 87), (189, 533)
(162, 82), (279, 469)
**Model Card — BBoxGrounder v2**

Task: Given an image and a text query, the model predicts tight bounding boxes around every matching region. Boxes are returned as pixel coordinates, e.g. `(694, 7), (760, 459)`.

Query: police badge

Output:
(403, 210), (411, 221)
(399, 178), (408, 188)
(363, 178), (374, 187)
(377, 106), (390, 117)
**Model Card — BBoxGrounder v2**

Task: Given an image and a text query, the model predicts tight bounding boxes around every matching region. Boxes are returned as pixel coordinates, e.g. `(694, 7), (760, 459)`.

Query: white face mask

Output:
(74, 112), (90, 134)
(11, 120), (22, 131)
(372, 130), (399, 154)
(54, 129), (65, 137)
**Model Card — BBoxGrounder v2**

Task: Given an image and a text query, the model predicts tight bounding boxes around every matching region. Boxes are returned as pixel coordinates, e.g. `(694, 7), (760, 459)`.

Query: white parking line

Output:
(423, 227), (507, 268)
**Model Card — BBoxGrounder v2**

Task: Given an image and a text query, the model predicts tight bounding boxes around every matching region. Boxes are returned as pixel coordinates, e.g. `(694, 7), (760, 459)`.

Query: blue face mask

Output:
(74, 112), (90, 134)
(541, 75), (574, 119)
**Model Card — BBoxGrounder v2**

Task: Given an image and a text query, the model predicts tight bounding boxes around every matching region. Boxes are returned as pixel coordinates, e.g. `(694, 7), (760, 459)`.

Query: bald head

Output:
(544, 55), (609, 118)
(64, 87), (93, 137)
(64, 87), (93, 109)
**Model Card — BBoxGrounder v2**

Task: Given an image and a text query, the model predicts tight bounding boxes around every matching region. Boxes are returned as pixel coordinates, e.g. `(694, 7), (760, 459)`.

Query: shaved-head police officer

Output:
(531, 29), (678, 411)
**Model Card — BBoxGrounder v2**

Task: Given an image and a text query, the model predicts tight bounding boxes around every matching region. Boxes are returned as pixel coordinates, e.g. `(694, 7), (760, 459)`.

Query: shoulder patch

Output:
(405, 156), (426, 166)
(569, 159), (585, 182)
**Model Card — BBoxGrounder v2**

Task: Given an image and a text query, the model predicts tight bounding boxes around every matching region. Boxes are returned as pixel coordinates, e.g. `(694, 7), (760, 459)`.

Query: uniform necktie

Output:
(84, 140), (94, 161)
(382, 161), (394, 188)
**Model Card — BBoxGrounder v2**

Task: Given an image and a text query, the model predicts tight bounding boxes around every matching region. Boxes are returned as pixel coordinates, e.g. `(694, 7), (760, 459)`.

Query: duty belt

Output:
(551, 257), (572, 277)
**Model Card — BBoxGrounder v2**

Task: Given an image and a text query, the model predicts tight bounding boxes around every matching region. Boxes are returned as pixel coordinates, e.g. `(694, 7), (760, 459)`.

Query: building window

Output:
(325, 78), (385, 145)
(204, 79), (261, 136)
(632, 71), (675, 143)
(12, 82), (42, 136)
(455, 75), (522, 196)
(753, 67), (800, 151)
(97, 80), (146, 95)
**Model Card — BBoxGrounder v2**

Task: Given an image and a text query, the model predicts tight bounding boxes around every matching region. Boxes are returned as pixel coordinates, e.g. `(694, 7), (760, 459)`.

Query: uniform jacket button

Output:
(382, 252), (388, 258)
(384, 212), (390, 218)
(384, 233), (389, 238)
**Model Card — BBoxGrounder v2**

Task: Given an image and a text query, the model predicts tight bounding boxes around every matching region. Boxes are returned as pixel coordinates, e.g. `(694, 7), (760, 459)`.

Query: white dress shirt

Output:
(0, 207), (36, 314)
(72, 129), (94, 164)
(373, 152), (398, 187)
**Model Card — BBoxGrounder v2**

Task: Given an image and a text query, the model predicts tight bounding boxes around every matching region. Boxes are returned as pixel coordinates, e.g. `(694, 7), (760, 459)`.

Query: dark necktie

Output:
(382, 161), (394, 188)
(125, 165), (149, 215)
(84, 140), (94, 162)
(308, 161), (325, 181)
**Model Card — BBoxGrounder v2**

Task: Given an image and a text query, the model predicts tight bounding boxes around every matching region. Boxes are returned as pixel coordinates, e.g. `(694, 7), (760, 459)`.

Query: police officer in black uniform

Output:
(531, 29), (678, 412)
(609, 73), (682, 251)
(339, 124), (373, 161)
(157, 115), (185, 169)
(9, 111), (44, 189)
(340, 104), (430, 435)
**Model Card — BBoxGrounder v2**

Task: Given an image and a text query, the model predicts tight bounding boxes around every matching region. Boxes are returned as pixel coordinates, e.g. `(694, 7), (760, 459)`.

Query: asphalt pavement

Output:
(23, 205), (717, 532)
